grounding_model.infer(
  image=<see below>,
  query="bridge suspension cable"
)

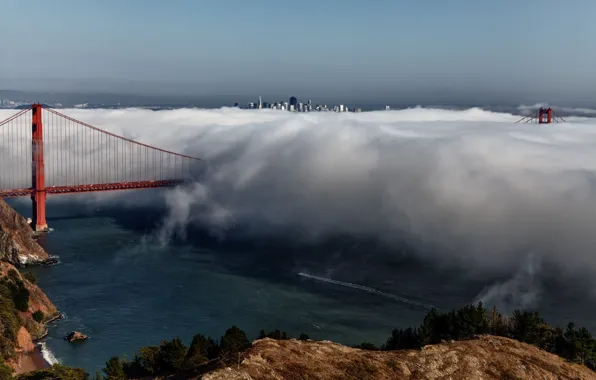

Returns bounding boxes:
[42,107,202,188]
[0,108,32,191]
[0,105,203,231]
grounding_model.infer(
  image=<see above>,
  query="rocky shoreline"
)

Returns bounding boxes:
[0,198,63,374]
[14,344,51,375]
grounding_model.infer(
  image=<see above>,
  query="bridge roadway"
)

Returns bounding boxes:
[0,180,185,198]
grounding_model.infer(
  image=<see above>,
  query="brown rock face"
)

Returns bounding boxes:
[0,198,49,265]
[15,327,35,353]
[203,336,596,380]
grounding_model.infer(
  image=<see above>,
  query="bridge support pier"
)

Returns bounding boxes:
[31,104,47,232]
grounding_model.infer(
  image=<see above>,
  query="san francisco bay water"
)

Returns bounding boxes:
[8,195,596,374]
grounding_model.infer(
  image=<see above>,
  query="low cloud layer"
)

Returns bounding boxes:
[2,106,596,285]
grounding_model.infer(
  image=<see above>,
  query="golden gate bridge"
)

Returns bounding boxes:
[0,104,202,232]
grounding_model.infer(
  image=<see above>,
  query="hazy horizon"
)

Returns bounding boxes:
[2,0,596,106]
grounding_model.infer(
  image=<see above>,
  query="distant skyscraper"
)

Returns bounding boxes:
[289,96,298,108]
[258,96,262,109]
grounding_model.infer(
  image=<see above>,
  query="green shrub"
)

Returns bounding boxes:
[382,327,421,350]
[7,270,19,282]
[0,337,15,362]
[220,326,250,363]
[353,342,378,350]
[205,337,220,360]
[131,346,160,376]
[17,364,88,379]
[186,333,212,360]
[258,329,290,340]
[158,338,187,372]
[265,329,288,340]
[0,300,19,342]
[102,356,126,380]
[299,333,310,341]
[32,310,44,323]
[0,362,12,380]
[184,334,213,371]
[0,276,30,312]
[23,272,37,284]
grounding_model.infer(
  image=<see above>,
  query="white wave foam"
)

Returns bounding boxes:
[298,272,433,309]
[39,342,59,365]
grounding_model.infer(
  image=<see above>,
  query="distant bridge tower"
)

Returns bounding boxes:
[516,106,565,124]
[538,107,552,124]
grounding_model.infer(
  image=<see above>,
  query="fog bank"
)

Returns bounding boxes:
[3,106,596,290]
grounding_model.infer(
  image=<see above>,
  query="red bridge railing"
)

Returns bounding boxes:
[0,104,202,231]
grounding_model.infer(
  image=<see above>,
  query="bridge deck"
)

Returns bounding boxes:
[0,180,185,198]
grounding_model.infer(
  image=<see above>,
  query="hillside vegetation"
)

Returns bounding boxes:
[0,264,60,379]
[20,303,596,379]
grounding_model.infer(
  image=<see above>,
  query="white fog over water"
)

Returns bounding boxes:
[3,105,596,372]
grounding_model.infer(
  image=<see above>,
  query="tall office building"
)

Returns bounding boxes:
[289,96,298,108]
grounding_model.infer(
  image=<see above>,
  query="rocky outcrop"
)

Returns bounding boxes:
[203,336,595,380]
[0,199,49,265]
[65,331,89,342]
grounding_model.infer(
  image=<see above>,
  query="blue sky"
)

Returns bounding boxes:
[1,0,595,104]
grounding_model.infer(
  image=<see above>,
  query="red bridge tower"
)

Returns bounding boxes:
[31,104,47,231]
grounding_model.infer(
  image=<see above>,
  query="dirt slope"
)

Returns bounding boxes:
[203,336,596,380]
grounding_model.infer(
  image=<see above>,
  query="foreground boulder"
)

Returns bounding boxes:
[65,331,89,343]
[203,336,595,380]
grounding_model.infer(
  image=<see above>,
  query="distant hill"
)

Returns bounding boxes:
[0,89,236,108]
[14,104,54,109]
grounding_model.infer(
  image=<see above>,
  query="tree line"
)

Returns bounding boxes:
[14,303,596,379]
[356,303,596,369]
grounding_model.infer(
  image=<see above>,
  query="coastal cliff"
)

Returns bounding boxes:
[204,336,596,380]
[0,199,59,373]
[0,199,49,265]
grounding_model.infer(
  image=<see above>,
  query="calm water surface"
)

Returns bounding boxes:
[20,208,426,373]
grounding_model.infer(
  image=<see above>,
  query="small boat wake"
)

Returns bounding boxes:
[298,272,434,310]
